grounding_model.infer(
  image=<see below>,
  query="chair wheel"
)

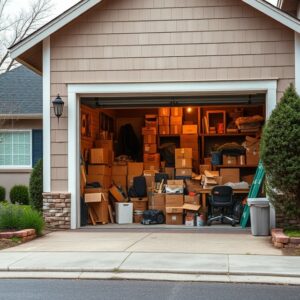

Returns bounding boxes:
[231,220,236,227]
[207,220,211,226]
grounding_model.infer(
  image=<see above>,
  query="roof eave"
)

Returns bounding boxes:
[242,0,300,33]
[9,0,102,60]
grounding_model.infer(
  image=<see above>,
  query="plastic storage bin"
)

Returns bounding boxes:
[247,198,270,236]
[115,202,133,224]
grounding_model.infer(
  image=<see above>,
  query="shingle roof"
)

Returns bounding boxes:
[0,66,42,115]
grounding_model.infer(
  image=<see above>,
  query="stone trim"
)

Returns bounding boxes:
[271,228,300,249]
[43,192,71,230]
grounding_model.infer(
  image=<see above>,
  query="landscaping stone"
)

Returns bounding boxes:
[290,237,300,245]
[271,228,300,250]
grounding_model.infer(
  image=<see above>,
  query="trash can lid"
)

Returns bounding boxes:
[247,197,269,206]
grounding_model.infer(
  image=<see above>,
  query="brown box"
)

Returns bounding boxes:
[170,116,182,125]
[166,211,183,225]
[142,127,157,135]
[90,148,112,164]
[144,170,158,188]
[180,134,198,145]
[220,168,240,183]
[143,162,160,171]
[170,125,182,135]
[84,187,105,194]
[159,107,170,116]
[175,148,193,159]
[171,107,183,117]
[176,168,192,177]
[131,197,148,211]
[111,175,127,191]
[204,157,211,165]
[184,195,200,205]
[144,134,157,144]
[145,115,158,127]
[165,194,184,207]
[144,144,157,154]
[182,125,198,134]
[246,142,260,165]
[109,185,125,202]
[112,164,127,176]
[88,165,112,176]
[165,167,175,180]
[86,174,111,189]
[127,174,135,188]
[144,153,160,163]
[242,174,255,185]
[133,213,144,223]
[223,155,237,165]
[94,139,113,151]
[149,193,165,207]
[158,116,170,125]
[159,125,170,135]
[199,164,212,175]
[127,162,144,175]
[84,192,109,224]
[175,158,193,169]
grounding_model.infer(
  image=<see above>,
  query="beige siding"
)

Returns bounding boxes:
[49,0,295,190]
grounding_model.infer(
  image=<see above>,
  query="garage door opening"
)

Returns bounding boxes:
[79,94,265,229]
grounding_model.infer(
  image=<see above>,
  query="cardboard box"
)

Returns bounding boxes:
[84,187,105,194]
[175,158,193,169]
[127,174,135,188]
[158,116,169,125]
[184,195,200,205]
[88,165,112,176]
[182,203,201,211]
[144,134,157,144]
[84,192,104,203]
[90,148,112,164]
[86,174,111,189]
[127,162,144,175]
[130,197,148,211]
[109,185,125,202]
[199,164,212,175]
[145,115,158,127]
[180,134,198,145]
[182,125,198,134]
[111,175,127,191]
[166,179,184,194]
[159,125,170,135]
[144,143,157,154]
[165,167,175,180]
[133,213,144,223]
[144,153,160,163]
[165,194,184,207]
[223,155,237,165]
[94,139,113,151]
[171,107,183,117]
[245,140,260,165]
[204,157,211,165]
[166,211,183,225]
[242,174,255,185]
[84,192,109,224]
[144,170,158,188]
[149,193,165,207]
[166,207,183,214]
[175,148,193,159]
[170,116,182,125]
[143,162,160,171]
[176,168,192,177]
[159,107,170,116]
[112,164,127,176]
[170,125,182,135]
[142,127,157,135]
[220,168,240,183]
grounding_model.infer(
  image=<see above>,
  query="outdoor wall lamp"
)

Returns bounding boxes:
[52,94,64,121]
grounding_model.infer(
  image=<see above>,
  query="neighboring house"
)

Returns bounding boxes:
[8,0,300,229]
[0,66,43,198]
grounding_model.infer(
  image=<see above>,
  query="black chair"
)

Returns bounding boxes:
[207,186,236,226]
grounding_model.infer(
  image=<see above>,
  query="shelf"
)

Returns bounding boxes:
[214,164,258,168]
[159,134,180,137]
[201,132,259,137]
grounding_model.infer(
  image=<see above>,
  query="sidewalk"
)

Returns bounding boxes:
[1,230,300,285]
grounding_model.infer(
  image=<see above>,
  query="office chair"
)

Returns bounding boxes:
[207,185,236,226]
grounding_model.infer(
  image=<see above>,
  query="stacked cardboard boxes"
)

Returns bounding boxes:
[170,107,183,135]
[180,134,199,171]
[88,147,113,189]
[112,164,127,192]
[127,162,144,188]
[175,148,193,178]
[149,192,165,214]
[131,197,148,223]
[159,107,183,135]
[158,107,170,135]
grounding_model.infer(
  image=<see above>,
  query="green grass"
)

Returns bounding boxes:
[0,203,44,235]
[284,229,300,237]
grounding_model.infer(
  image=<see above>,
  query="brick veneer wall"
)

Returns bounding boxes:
[276,213,300,229]
[43,193,71,229]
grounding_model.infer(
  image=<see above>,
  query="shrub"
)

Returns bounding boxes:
[0,203,44,235]
[260,84,300,219]
[29,159,43,211]
[0,186,5,202]
[10,185,29,205]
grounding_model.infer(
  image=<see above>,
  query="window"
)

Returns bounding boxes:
[0,131,32,168]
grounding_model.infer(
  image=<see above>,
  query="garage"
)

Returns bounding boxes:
[79,90,266,228]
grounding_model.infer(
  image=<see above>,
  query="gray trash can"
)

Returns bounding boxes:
[247,198,270,236]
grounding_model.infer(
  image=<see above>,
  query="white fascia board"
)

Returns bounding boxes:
[9,0,102,60]
[243,0,300,33]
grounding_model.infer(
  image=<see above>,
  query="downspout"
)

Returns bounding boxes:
[295,4,300,93]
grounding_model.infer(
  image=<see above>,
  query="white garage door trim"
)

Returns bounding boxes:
[67,80,277,229]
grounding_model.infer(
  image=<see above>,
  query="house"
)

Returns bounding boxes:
[8,0,300,229]
[0,66,43,198]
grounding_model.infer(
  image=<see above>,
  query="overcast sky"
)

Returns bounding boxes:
[6,0,278,20]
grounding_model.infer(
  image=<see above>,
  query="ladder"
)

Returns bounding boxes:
[240,161,265,228]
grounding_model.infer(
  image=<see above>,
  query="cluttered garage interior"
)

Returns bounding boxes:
[80,94,265,228]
